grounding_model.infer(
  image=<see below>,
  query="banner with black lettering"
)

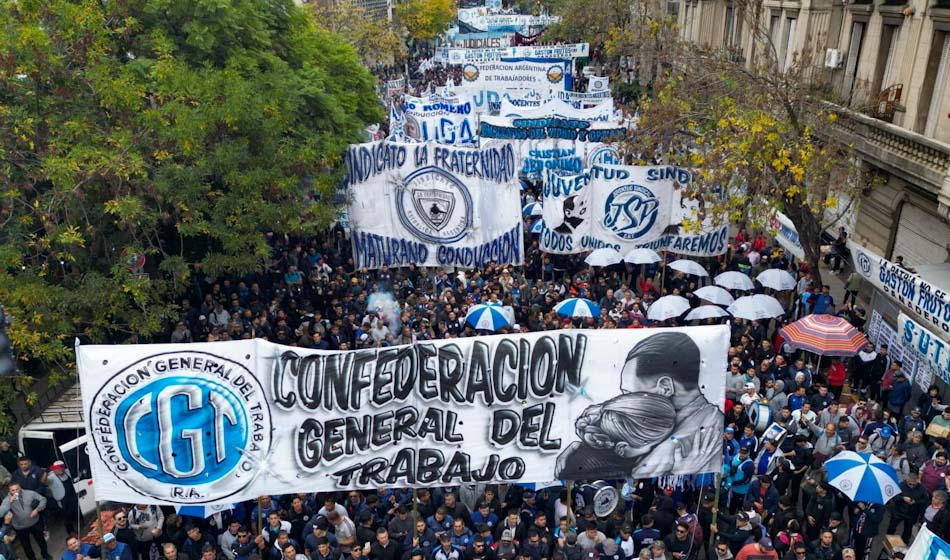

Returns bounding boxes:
[499,98,616,123]
[78,326,728,505]
[459,58,572,100]
[345,140,522,269]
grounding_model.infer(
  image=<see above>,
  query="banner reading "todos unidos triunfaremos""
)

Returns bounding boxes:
[78,327,727,505]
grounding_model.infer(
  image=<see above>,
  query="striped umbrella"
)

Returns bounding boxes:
[554,298,602,318]
[465,303,512,331]
[523,202,543,216]
[825,451,900,504]
[778,314,868,356]
[175,503,234,519]
[529,219,544,233]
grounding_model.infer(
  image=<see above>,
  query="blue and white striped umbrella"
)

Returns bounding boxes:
[519,179,531,191]
[529,219,544,233]
[825,451,901,504]
[523,202,543,216]
[465,303,512,331]
[554,298,601,318]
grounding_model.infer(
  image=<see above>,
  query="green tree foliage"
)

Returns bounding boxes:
[0,0,382,425]
[396,0,456,41]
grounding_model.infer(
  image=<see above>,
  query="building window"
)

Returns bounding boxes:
[871,23,900,98]
[780,17,797,72]
[919,30,950,136]
[843,21,866,103]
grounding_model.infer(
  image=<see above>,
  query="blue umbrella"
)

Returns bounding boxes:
[519,179,531,191]
[465,303,512,331]
[554,298,601,318]
[523,202,543,216]
[825,451,901,504]
[175,503,234,518]
[529,219,543,233]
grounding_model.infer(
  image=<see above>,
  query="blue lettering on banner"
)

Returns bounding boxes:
[346,143,408,184]
[479,118,626,142]
[636,225,730,256]
[645,166,693,184]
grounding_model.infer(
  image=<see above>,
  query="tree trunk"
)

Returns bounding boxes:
[784,195,824,289]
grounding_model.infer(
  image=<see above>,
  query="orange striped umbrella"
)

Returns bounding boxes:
[778,314,868,356]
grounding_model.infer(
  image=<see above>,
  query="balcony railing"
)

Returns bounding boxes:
[829,103,950,200]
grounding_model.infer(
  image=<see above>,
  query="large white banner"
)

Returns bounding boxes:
[479,116,626,179]
[78,327,728,505]
[899,311,950,386]
[345,141,522,269]
[770,212,805,259]
[906,524,950,560]
[448,44,589,65]
[457,11,559,33]
[850,242,950,338]
[399,94,478,146]
[537,165,681,253]
[499,97,615,123]
[459,59,572,99]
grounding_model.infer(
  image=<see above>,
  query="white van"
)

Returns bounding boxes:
[17,384,96,515]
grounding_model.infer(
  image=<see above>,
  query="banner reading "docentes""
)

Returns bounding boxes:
[78,327,727,505]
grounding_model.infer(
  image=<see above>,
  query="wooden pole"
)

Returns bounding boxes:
[710,473,722,558]
[412,488,419,542]
[96,500,103,540]
[257,497,263,535]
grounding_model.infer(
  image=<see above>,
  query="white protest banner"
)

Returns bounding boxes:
[459,13,559,33]
[634,194,730,257]
[850,242,950,339]
[401,94,478,146]
[906,524,950,560]
[770,212,805,259]
[460,59,572,100]
[448,33,515,48]
[448,44,590,64]
[78,326,728,504]
[345,140,522,269]
[479,116,626,179]
[499,98,616,123]
[384,77,406,101]
[588,76,609,93]
[540,169,591,253]
[589,164,682,250]
[899,311,950,387]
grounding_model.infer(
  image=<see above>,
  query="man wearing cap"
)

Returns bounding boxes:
[100,533,133,560]
[739,383,760,408]
[723,447,755,514]
[734,538,777,560]
[555,332,723,479]
[711,513,753,556]
[494,530,517,560]
[723,428,740,465]
[898,407,925,439]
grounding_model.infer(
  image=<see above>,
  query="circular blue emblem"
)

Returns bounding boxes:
[116,376,248,484]
[396,167,473,244]
[857,251,872,277]
[603,184,660,240]
[89,351,272,503]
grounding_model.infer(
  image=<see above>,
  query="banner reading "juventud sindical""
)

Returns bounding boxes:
[78,327,727,505]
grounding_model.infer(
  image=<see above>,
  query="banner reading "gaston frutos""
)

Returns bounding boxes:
[78,327,727,505]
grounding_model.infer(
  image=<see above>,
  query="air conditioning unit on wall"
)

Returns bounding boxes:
[825,48,844,68]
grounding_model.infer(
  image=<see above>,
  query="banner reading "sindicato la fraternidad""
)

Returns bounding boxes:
[78,327,727,505]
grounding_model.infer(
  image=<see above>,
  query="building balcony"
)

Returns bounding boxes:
[829,104,950,210]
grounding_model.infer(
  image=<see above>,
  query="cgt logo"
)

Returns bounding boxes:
[603,184,660,240]
[89,352,272,503]
[857,251,872,277]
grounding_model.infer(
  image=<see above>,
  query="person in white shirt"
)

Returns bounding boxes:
[791,403,818,437]
[739,383,760,408]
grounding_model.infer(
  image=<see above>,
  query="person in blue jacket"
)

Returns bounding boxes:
[99,534,133,560]
[888,369,912,415]
[743,475,780,522]
[723,446,756,514]
[62,537,101,560]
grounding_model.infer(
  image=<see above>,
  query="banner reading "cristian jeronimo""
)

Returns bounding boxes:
[345,140,523,269]
[78,327,727,505]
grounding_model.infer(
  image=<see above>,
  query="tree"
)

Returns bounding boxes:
[0,0,382,430]
[307,0,408,68]
[548,0,867,288]
[396,0,456,42]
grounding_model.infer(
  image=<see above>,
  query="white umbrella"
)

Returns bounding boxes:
[646,295,691,321]
[693,285,735,306]
[668,259,708,277]
[685,305,730,321]
[715,271,755,291]
[585,248,623,267]
[756,269,797,291]
[727,294,786,320]
[623,248,661,264]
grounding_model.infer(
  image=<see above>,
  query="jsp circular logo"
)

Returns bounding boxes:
[397,167,472,243]
[603,184,660,240]
[89,352,272,503]
[586,146,620,167]
[857,251,872,277]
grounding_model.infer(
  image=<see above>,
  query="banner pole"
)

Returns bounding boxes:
[257,496,263,534]
[96,500,103,540]
[710,472,722,558]
[412,487,419,543]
